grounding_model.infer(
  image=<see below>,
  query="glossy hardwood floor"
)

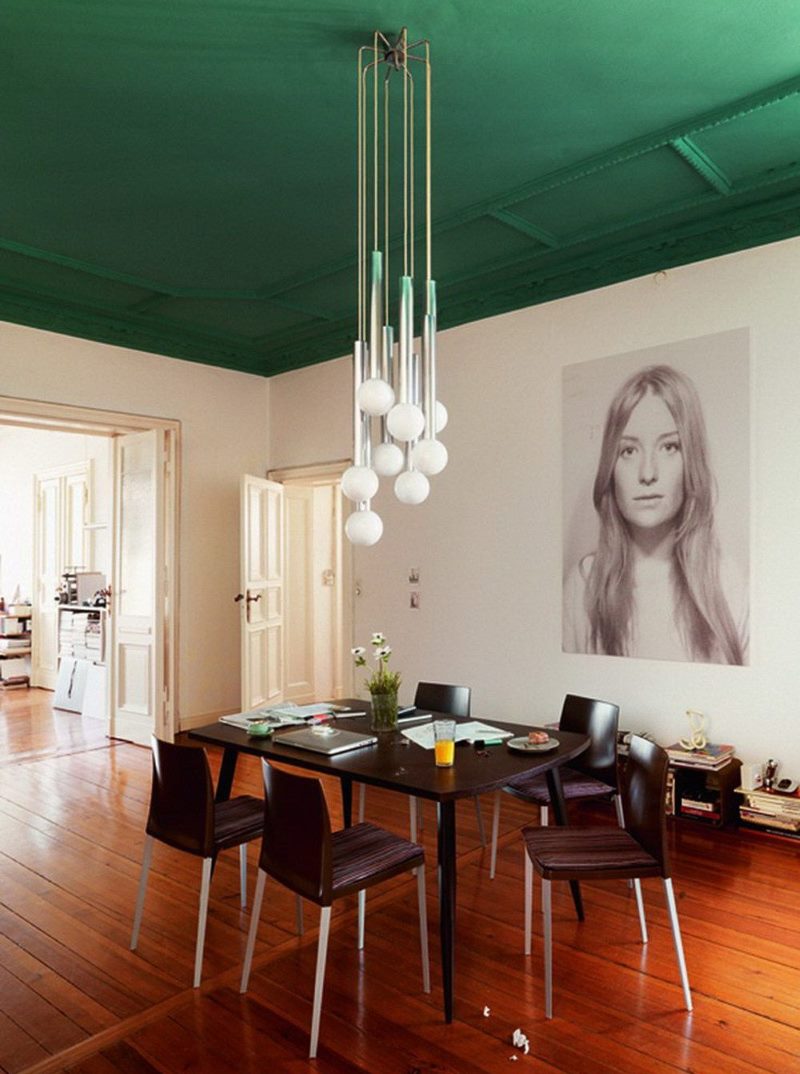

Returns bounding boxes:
[1,688,799,1073]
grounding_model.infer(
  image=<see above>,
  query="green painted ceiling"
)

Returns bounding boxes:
[4,2,800,377]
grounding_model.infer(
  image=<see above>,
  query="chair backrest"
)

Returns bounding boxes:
[623,735,670,876]
[414,682,471,718]
[146,737,215,857]
[259,761,333,904]
[558,694,620,789]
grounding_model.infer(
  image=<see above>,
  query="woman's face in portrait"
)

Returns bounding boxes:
[613,389,685,531]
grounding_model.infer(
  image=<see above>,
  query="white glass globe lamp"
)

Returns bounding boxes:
[357,377,395,417]
[341,465,379,503]
[372,441,404,477]
[435,400,448,433]
[345,509,383,545]
[394,470,430,505]
[386,401,425,442]
[412,438,448,476]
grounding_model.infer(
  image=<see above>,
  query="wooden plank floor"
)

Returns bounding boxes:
[1,690,799,1073]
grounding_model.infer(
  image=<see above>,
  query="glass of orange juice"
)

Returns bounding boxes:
[434,719,456,767]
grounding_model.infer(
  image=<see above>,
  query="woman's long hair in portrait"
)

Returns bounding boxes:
[586,364,743,663]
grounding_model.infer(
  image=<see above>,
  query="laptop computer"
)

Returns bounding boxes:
[275,726,378,755]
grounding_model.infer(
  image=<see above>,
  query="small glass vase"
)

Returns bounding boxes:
[370,688,399,733]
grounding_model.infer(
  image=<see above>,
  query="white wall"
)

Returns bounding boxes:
[270,235,800,776]
[0,321,270,723]
[0,427,111,603]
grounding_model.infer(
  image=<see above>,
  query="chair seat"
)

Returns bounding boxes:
[506,766,615,805]
[331,822,424,899]
[213,795,264,851]
[523,825,661,881]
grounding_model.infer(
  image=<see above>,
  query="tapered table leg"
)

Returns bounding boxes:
[437,799,457,1023]
[215,747,238,803]
[545,767,584,921]
[340,775,353,828]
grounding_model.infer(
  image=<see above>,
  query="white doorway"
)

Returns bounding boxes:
[239,462,351,711]
[0,395,179,743]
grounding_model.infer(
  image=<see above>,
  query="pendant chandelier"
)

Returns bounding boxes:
[343,29,448,546]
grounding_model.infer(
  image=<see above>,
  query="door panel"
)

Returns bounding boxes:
[112,429,165,743]
[284,485,314,703]
[240,476,283,710]
[32,464,90,690]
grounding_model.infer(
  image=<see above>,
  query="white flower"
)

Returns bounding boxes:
[375,645,392,658]
[351,646,366,657]
[371,632,385,645]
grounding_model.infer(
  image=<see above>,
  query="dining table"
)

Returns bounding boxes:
[188,703,589,1023]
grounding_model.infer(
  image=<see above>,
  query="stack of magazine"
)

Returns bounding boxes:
[736,786,800,836]
[219,703,338,730]
[665,742,735,770]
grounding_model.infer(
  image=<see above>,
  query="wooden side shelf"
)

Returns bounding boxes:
[668,758,742,827]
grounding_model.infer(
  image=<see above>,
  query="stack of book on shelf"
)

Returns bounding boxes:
[0,635,30,651]
[665,742,738,824]
[736,786,800,836]
[665,742,735,770]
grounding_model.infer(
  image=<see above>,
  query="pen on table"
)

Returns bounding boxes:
[472,737,504,747]
[331,710,367,718]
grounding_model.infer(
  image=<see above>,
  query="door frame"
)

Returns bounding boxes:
[268,460,353,699]
[0,394,180,738]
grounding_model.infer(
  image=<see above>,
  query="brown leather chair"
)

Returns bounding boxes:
[130,736,264,987]
[489,694,621,878]
[241,760,430,1059]
[522,735,692,1017]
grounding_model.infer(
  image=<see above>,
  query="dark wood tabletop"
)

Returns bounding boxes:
[189,707,589,803]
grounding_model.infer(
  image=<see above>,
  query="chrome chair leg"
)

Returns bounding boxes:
[193,857,213,988]
[663,878,693,1011]
[523,850,533,955]
[542,878,553,1019]
[489,790,501,879]
[474,797,487,846]
[240,868,266,993]
[416,864,431,992]
[130,834,153,950]
[357,889,366,950]
[409,796,418,841]
[633,878,648,943]
[309,906,332,1059]
[239,843,248,908]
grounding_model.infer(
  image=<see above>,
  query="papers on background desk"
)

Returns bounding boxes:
[401,720,512,750]
[219,703,333,730]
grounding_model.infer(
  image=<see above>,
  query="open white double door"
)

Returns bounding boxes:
[34,427,174,745]
[239,473,347,712]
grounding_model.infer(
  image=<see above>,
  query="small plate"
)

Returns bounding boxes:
[506,735,559,753]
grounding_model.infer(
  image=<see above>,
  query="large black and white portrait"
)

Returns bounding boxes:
[562,329,749,665]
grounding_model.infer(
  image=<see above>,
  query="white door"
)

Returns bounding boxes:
[32,462,90,689]
[240,476,284,711]
[111,429,166,744]
[284,484,315,703]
